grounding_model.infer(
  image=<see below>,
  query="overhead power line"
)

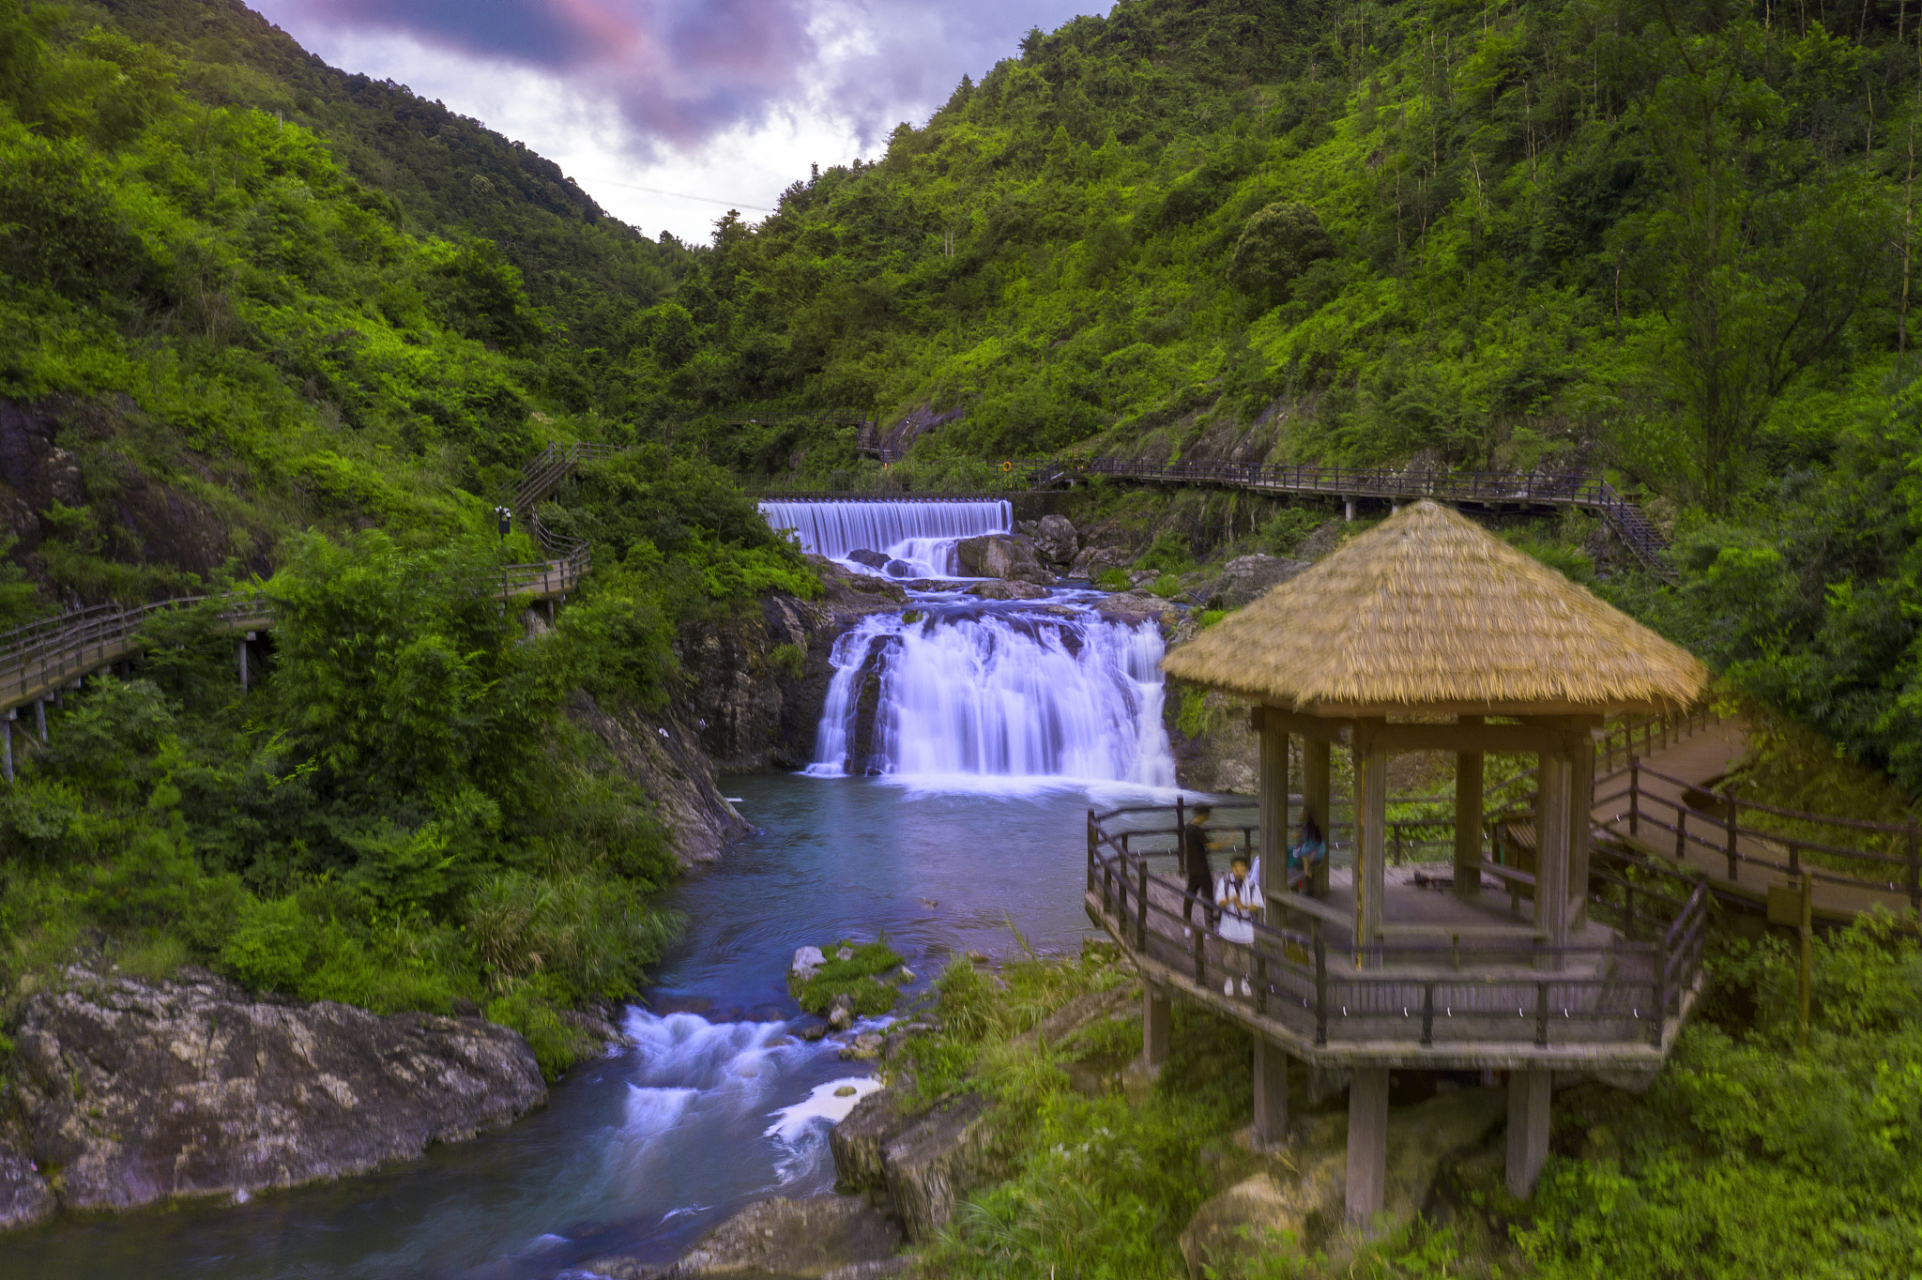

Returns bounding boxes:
[572,174,776,213]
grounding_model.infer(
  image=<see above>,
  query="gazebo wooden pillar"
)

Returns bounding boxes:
[1162,500,1707,1228]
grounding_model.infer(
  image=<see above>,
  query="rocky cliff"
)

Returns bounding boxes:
[0,967,546,1230]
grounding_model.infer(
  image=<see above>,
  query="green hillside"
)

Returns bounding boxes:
[646,0,1922,797]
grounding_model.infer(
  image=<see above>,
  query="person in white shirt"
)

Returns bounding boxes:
[1215,852,1261,997]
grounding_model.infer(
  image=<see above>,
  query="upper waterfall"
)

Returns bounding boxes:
[759,499,1012,576]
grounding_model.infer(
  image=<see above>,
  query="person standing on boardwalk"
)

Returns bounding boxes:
[1216,852,1261,996]
[1182,803,1216,937]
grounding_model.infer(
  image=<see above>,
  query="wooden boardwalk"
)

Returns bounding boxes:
[1593,722,1918,925]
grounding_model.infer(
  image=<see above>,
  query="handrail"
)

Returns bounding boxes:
[0,442,634,718]
[1612,755,1922,910]
[832,450,1674,580]
[1085,805,1703,1052]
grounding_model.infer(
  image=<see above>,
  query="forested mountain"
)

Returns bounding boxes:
[641,0,1922,796]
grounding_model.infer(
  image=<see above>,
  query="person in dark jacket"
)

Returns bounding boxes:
[1182,803,1216,936]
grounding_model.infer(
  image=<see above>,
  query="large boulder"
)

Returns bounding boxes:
[1206,554,1311,610]
[7,968,546,1222]
[1068,544,1129,580]
[1032,514,1079,566]
[845,549,891,570]
[1176,1086,1508,1276]
[831,1089,1010,1243]
[954,534,1055,585]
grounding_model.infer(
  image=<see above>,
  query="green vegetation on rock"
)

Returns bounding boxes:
[791,939,906,1017]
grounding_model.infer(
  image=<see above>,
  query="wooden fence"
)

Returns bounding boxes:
[1086,803,1708,1052]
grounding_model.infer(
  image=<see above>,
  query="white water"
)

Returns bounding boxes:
[759,498,1011,577]
[807,607,1176,787]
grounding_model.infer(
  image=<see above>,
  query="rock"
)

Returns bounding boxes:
[1206,554,1311,610]
[954,534,1055,585]
[1128,569,1158,587]
[831,1089,907,1193]
[585,1195,905,1279]
[835,946,856,962]
[840,1033,884,1060]
[568,691,749,867]
[793,946,828,982]
[796,1018,833,1042]
[1068,544,1129,580]
[879,1092,1007,1242]
[966,950,990,964]
[0,1126,54,1231]
[846,549,891,570]
[809,556,910,612]
[7,967,545,1223]
[828,993,856,1030]
[1176,1087,1507,1275]
[830,1089,1008,1243]
[1032,514,1079,566]
[882,559,916,578]
[964,579,1050,601]
[897,968,915,982]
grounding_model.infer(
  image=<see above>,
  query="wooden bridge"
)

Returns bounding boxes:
[0,442,612,764]
[769,454,1675,580]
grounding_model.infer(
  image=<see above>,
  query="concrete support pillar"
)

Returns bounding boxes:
[1534,751,1571,950]
[237,638,249,691]
[1344,497,1356,522]
[1304,738,1331,898]
[1454,733,1484,899]
[1345,1067,1390,1222]
[34,698,46,744]
[1354,720,1387,948]
[3,711,14,783]
[1258,717,1287,907]
[1252,1037,1288,1147]
[1141,986,1172,1076]
[1506,1068,1553,1197]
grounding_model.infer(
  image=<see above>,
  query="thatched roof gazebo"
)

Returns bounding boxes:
[1158,499,1706,1216]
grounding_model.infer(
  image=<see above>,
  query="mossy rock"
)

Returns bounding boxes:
[791,939,905,1016]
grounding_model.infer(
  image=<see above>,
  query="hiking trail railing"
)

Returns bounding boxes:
[0,442,623,720]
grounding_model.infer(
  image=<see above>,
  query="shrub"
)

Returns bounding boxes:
[1095,567,1133,591]
[487,975,599,1079]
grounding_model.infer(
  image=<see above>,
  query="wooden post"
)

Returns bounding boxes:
[1506,1069,1553,1197]
[1355,719,1387,956]
[1725,793,1739,882]
[1141,986,1171,1076]
[1304,737,1332,898]
[1534,745,1570,951]
[1346,1067,1390,1222]
[1252,1037,1288,1148]
[1628,759,1640,836]
[1798,870,1813,1050]
[1568,731,1594,930]
[1258,712,1286,911]
[1454,725,1484,899]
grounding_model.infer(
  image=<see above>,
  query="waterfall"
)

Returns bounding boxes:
[806,608,1176,787]
[759,499,1012,576]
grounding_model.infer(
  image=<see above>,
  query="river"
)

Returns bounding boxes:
[8,501,1203,1279]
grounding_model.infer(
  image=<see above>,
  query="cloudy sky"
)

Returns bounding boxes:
[251,1,1107,241]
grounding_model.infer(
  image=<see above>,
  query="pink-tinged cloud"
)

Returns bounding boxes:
[263,0,1101,153]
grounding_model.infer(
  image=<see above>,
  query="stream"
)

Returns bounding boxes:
[9,502,1197,1280]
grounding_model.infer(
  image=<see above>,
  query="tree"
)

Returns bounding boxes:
[1229,201,1334,311]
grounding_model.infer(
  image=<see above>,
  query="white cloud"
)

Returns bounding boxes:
[253,1,1103,241]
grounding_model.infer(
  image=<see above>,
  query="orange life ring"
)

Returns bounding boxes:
[1002,460,1012,473]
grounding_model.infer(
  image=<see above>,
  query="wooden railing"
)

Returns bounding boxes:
[1086,803,1708,1052]
[1596,702,1725,774]
[1599,759,1922,911]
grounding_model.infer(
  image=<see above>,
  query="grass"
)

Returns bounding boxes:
[791,938,907,1016]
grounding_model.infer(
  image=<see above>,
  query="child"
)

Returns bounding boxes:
[1216,852,1260,996]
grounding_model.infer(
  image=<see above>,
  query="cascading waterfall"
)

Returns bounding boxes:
[807,607,1176,786]
[759,499,1011,576]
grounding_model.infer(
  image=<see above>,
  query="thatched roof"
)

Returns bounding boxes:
[1162,501,1706,715]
